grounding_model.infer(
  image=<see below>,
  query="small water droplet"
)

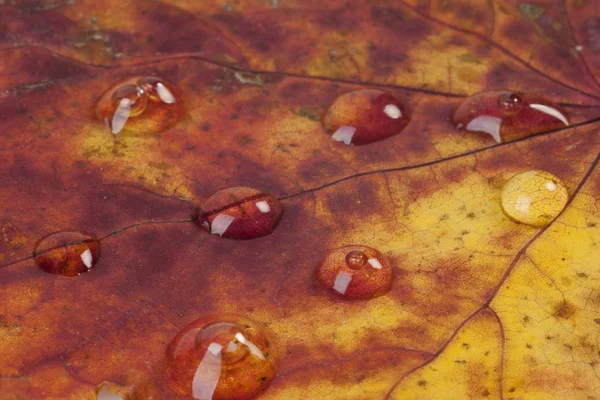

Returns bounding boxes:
[322,89,410,145]
[95,76,181,135]
[500,170,569,227]
[497,92,523,115]
[345,250,368,270]
[194,187,283,240]
[452,91,569,143]
[166,314,276,400]
[33,231,101,276]
[316,245,393,299]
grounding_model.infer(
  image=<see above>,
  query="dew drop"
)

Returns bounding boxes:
[166,314,276,400]
[194,187,283,240]
[95,76,182,135]
[33,231,101,276]
[452,91,569,143]
[322,89,410,145]
[316,245,393,299]
[500,170,569,227]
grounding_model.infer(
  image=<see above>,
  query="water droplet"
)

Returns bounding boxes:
[33,231,101,276]
[322,89,410,145]
[166,314,276,400]
[195,187,283,240]
[95,76,181,135]
[316,245,393,299]
[500,170,569,227]
[452,91,569,143]
[345,250,368,270]
[497,92,522,115]
[96,382,135,400]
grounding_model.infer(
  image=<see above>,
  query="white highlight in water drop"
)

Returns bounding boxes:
[529,103,569,126]
[367,258,382,269]
[515,195,531,214]
[545,181,557,191]
[192,342,222,400]
[465,115,503,143]
[332,125,356,145]
[157,82,176,104]
[96,384,124,400]
[255,200,270,213]
[80,249,93,269]
[210,214,235,236]
[111,98,132,134]
[383,104,401,119]
[332,271,353,295]
[234,332,265,360]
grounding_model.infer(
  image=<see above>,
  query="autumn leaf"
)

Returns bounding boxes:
[1,1,600,399]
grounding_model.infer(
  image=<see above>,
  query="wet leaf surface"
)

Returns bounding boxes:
[1,0,600,399]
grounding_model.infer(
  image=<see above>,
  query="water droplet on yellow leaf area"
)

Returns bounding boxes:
[500,170,569,227]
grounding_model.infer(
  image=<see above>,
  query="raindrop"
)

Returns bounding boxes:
[166,314,276,400]
[315,245,393,299]
[194,187,283,240]
[95,76,181,135]
[452,91,569,143]
[322,89,410,145]
[33,231,101,276]
[500,170,569,227]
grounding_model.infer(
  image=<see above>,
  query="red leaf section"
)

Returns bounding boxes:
[1,1,600,399]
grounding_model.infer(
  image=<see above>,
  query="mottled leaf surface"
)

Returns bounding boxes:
[1,0,600,399]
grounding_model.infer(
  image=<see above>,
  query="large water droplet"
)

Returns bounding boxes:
[452,91,569,143]
[322,89,410,145]
[166,314,276,400]
[33,231,101,276]
[95,76,181,135]
[501,170,569,227]
[315,245,393,299]
[194,187,283,240]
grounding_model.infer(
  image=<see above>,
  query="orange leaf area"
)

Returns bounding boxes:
[1,1,600,399]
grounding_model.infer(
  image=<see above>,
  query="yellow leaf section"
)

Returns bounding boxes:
[491,165,600,398]
[80,124,196,200]
[401,0,493,36]
[261,351,430,400]
[398,27,489,94]
[390,308,503,399]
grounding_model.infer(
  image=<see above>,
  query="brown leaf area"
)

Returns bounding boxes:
[1,0,600,399]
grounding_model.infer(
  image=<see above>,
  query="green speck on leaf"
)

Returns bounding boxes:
[519,3,544,20]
